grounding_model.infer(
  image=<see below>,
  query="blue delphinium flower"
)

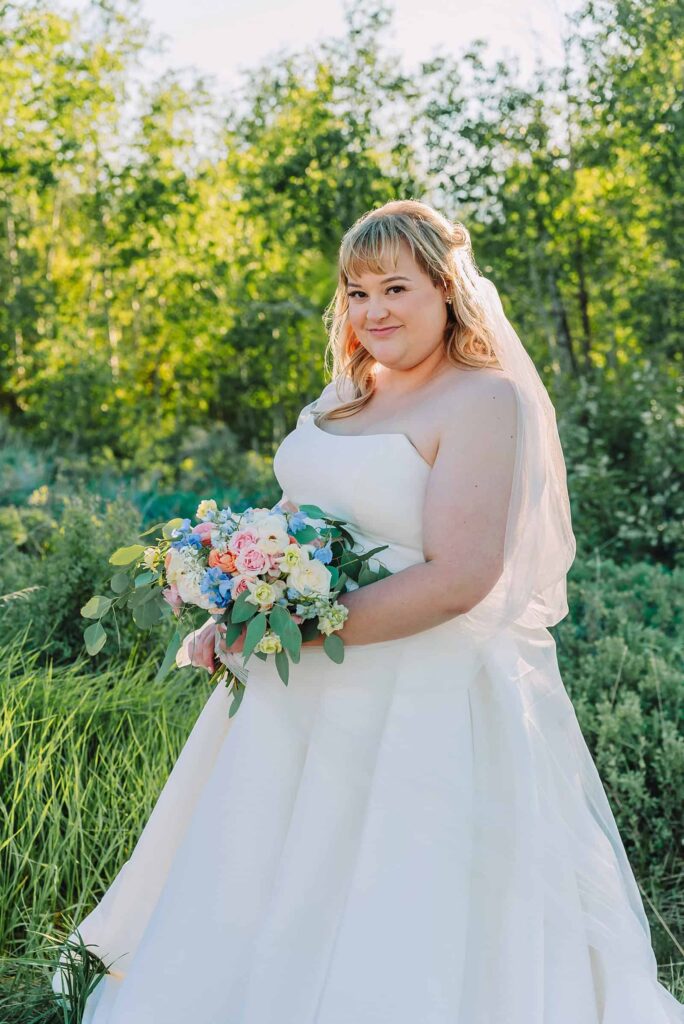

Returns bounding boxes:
[312,542,333,564]
[287,511,308,533]
[200,567,233,608]
[170,519,200,550]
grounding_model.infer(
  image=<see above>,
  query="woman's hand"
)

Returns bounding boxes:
[185,617,219,672]
[216,621,247,656]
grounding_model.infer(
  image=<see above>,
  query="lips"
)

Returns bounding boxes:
[368,326,400,335]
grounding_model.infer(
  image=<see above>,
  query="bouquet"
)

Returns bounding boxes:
[80,498,392,716]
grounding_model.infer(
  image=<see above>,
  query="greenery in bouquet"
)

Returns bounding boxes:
[80,498,393,715]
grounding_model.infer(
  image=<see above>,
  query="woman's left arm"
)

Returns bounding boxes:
[306,375,518,647]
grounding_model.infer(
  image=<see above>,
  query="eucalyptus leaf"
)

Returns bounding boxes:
[242,612,267,661]
[231,590,257,623]
[80,595,112,619]
[323,632,344,663]
[134,570,156,588]
[110,572,131,594]
[109,544,145,567]
[162,518,185,540]
[84,621,107,655]
[132,598,164,629]
[154,628,183,683]
[228,682,245,718]
[275,648,290,686]
[139,520,165,538]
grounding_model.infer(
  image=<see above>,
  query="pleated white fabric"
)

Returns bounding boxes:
[52,408,683,1023]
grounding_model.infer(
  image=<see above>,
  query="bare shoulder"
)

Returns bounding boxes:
[432,367,518,442]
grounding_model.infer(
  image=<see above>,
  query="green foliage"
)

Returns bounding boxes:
[558,364,684,567]
[557,556,684,893]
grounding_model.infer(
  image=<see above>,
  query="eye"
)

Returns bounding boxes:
[347,286,405,299]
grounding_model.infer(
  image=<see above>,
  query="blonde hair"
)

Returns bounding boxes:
[319,198,501,423]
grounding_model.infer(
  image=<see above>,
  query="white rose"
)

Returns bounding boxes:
[287,556,331,598]
[255,515,291,555]
[280,545,303,569]
[256,630,283,654]
[176,574,211,609]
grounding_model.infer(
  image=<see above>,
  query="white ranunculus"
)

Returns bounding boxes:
[286,556,331,598]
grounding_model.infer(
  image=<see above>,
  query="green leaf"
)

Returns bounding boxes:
[110,572,131,594]
[338,552,362,580]
[139,520,165,538]
[80,595,112,619]
[221,620,243,647]
[154,628,183,683]
[231,590,257,623]
[132,597,165,629]
[109,544,145,567]
[127,585,157,608]
[269,605,302,659]
[162,518,185,540]
[134,570,156,588]
[358,563,378,586]
[242,612,267,661]
[84,621,107,655]
[297,503,328,518]
[359,544,390,561]
[275,648,290,685]
[228,681,245,718]
[290,524,317,543]
[323,632,344,663]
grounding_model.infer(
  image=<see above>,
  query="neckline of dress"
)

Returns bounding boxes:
[309,414,432,471]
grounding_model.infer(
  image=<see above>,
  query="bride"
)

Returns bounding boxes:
[53,199,683,1022]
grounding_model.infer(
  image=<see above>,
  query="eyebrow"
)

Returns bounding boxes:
[346,275,412,287]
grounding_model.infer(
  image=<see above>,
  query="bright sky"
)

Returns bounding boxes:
[65,0,583,94]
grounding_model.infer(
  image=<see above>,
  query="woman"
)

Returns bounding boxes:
[53,199,683,1022]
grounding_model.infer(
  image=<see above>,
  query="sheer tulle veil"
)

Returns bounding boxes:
[458,271,577,641]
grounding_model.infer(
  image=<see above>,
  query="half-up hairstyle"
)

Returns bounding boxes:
[318,198,501,423]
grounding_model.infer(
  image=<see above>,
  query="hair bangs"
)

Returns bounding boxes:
[340,218,415,285]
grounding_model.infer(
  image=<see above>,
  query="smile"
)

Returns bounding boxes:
[368,326,401,335]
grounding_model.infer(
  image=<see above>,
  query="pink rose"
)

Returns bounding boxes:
[162,583,182,617]
[192,522,214,547]
[228,529,260,555]
[232,575,251,598]
[235,544,268,575]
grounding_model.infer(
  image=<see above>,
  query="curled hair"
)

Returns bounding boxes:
[319,198,501,423]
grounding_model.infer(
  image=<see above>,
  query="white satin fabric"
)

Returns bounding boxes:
[52,405,683,1023]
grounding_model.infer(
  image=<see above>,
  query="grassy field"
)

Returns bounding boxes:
[1,555,683,1019]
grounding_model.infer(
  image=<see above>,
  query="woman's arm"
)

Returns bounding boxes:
[305,374,518,647]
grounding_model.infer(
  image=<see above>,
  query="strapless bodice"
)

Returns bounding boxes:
[272,403,431,574]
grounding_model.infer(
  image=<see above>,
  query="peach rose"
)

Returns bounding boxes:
[208,549,238,573]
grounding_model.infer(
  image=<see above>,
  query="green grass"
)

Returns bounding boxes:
[0,636,210,1021]
[1,552,683,1020]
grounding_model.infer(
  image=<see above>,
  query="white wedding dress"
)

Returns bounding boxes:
[53,395,683,1023]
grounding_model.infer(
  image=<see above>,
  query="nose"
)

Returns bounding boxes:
[365,296,390,324]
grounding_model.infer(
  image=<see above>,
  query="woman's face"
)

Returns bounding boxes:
[345,240,449,372]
